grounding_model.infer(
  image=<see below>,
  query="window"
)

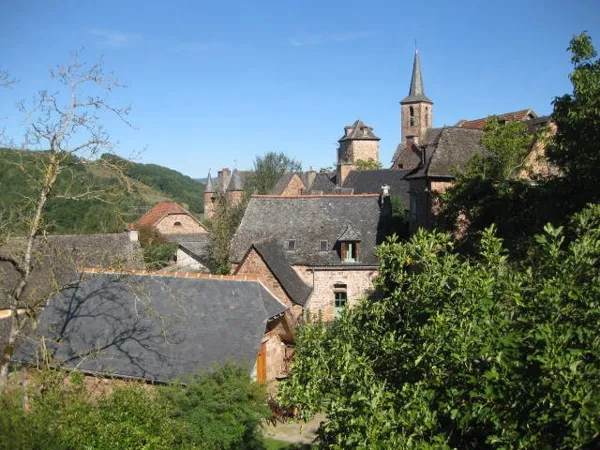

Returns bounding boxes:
[425,107,429,126]
[409,106,415,126]
[320,240,328,252]
[334,291,347,319]
[341,242,358,263]
[286,239,296,251]
[173,221,183,227]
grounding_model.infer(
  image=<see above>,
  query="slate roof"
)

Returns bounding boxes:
[338,120,380,142]
[0,233,143,310]
[228,169,244,191]
[306,173,336,194]
[136,203,193,228]
[391,127,444,167]
[13,274,287,382]
[456,109,537,130]
[166,234,209,263]
[341,169,412,206]
[230,195,383,266]
[204,173,214,193]
[241,241,312,306]
[401,50,433,104]
[338,224,361,242]
[406,127,485,179]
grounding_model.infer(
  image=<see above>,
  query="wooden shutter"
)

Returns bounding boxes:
[256,341,267,382]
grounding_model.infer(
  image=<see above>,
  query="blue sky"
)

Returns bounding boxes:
[1,0,599,178]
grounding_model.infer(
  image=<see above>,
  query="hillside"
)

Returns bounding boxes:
[0,149,204,235]
[101,154,204,214]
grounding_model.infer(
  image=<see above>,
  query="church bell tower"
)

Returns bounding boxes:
[400,49,433,145]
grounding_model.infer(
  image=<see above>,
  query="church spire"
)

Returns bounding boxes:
[401,49,432,104]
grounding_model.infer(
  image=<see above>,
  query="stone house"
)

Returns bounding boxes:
[133,202,207,235]
[13,270,295,383]
[230,194,385,321]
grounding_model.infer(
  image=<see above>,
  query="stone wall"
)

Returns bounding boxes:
[280,174,306,196]
[235,248,294,309]
[349,139,379,165]
[155,214,207,235]
[401,102,432,145]
[204,193,215,220]
[300,268,378,321]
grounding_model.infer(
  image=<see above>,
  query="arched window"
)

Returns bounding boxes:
[409,106,415,126]
[173,221,183,227]
[425,107,429,126]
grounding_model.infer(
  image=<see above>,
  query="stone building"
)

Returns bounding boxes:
[230,194,384,321]
[391,50,557,230]
[336,120,381,185]
[203,168,251,219]
[133,202,207,235]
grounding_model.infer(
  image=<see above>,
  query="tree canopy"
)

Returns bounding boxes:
[244,151,302,195]
[280,205,600,448]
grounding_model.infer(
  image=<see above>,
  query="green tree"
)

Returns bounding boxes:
[354,158,383,171]
[280,204,600,449]
[137,224,178,270]
[245,152,302,195]
[206,192,248,274]
[548,32,600,200]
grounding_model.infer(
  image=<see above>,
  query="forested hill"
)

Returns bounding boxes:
[101,154,204,214]
[0,149,204,235]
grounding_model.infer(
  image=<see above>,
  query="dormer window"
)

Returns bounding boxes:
[337,224,361,264]
[341,242,359,263]
[173,221,183,227]
[286,239,296,251]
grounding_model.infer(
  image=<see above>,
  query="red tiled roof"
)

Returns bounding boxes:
[457,109,536,130]
[135,202,192,228]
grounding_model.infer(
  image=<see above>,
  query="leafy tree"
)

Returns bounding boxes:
[548,32,600,201]
[245,152,302,195]
[354,158,383,171]
[206,192,248,274]
[137,224,178,270]
[280,204,600,448]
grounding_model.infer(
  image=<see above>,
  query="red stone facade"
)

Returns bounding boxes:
[154,213,207,235]
[279,174,305,196]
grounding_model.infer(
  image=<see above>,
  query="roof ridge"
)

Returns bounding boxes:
[79,267,260,281]
[251,193,379,199]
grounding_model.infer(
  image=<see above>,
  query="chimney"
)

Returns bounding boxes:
[379,184,392,212]
[307,166,316,188]
[381,184,391,197]
[127,223,139,242]
[221,168,231,190]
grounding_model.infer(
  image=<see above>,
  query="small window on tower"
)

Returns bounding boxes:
[409,106,415,126]
[425,107,429,126]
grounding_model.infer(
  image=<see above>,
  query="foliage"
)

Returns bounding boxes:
[548,32,600,200]
[354,158,382,171]
[245,152,302,195]
[280,204,600,449]
[0,149,141,235]
[102,153,205,214]
[206,192,248,274]
[137,224,177,270]
[0,365,269,450]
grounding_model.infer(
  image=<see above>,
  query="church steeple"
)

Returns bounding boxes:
[400,49,433,146]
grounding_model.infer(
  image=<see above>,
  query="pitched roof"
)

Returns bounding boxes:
[269,172,299,195]
[14,274,287,382]
[166,234,209,262]
[456,109,538,130]
[339,120,380,142]
[391,128,444,167]
[401,50,433,104]
[204,173,214,193]
[0,233,142,310]
[305,172,336,194]
[136,203,194,228]
[406,127,485,179]
[241,241,312,306]
[338,224,361,241]
[341,169,412,206]
[228,169,244,191]
[230,195,383,266]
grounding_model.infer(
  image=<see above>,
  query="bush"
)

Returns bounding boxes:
[280,204,600,448]
[0,365,269,450]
